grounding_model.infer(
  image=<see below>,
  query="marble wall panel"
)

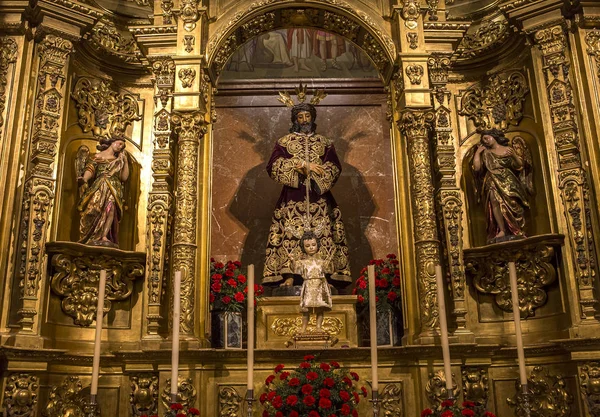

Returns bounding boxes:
[211,93,398,283]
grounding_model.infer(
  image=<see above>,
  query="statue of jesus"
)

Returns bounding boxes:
[263,101,351,288]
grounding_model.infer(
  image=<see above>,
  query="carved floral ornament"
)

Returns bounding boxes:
[426,370,459,406]
[580,362,600,417]
[508,366,573,417]
[161,377,196,411]
[219,386,243,417]
[459,70,529,131]
[0,37,18,132]
[44,376,93,417]
[87,19,142,65]
[207,2,395,79]
[406,64,424,85]
[130,374,159,417]
[178,68,196,89]
[455,18,510,60]
[585,30,600,80]
[72,76,142,138]
[3,373,38,417]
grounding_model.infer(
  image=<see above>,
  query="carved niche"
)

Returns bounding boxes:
[3,373,39,417]
[71,76,142,138]
[426,370,459,407]
[161,377,197,411]
[507,366,573,417]
[130,374,159,417]
[459,70,529,131]
[580,362,600,417]
[46,241,145,326]
[464,234,564,318]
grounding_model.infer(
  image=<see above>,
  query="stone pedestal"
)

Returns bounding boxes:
[256,296,358,349]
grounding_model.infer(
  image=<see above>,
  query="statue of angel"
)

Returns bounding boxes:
[471,129,533,243]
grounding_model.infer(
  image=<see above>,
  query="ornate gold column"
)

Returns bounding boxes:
[397,110,441,339]
[532,24,599,326]
[171,112,206,337]
[16,35,74,333]
[145,58,176,338]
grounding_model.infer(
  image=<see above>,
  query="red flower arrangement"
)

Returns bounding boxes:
[260,355,367,417]
[420,400,497,417]
[141,403,200,417]
[353,254,402,312]
[210,258,264,313]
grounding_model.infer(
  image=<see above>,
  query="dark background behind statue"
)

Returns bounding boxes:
[212,87,396,284]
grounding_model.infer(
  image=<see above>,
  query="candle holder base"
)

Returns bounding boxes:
[85,396,100,417]
[369,390,380,417]
[245,389,255,417]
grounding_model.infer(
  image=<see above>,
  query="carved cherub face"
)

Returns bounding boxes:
[303,238,318,256]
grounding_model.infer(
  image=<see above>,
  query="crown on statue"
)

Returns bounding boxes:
[277,83,327,107]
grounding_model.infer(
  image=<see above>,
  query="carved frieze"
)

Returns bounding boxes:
[161,377,196,411]
[459,70,529,131]
[507,366,572,417]
[46,241,145,326]
[464,234,564,318]
[462,367,489,407]
[218,386,242,417]
[381,382,404,417]
[426,370,459,406]
[43,376,89,417]
[17,35,73,330]
[3,374,38,417]
[270,317,343,337]
[0,37,17,135]
[72,77,142,138]
[580,362,600,417]
[130,374,159,417]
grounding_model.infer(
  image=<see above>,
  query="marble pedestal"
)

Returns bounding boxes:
[256,295,358,349]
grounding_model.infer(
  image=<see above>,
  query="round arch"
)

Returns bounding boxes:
[206,2,397,83]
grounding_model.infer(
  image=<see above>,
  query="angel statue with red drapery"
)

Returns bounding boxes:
[263,84,351,289]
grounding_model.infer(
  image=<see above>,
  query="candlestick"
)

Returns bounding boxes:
[90,269,106,397]
[367,264,379,392]
[247,265,255,391]
[171,271,181,403]
[508,261,528,386]
[435,265,453,394]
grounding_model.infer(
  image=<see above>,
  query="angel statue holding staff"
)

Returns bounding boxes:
[471,128,533,243]
[263,84,351,290]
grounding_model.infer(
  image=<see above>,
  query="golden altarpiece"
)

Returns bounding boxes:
[1,0,600,415]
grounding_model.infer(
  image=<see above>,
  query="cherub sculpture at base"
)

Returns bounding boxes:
[290,231,333,334]
[471,129,533,244]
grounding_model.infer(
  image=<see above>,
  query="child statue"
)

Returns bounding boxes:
[291,231,333,333]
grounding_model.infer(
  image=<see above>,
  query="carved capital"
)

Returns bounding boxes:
[462,367,489,407]
[38,34,73,66]
[161,377,196,411]
[581,362,600,417]
[534,25,567,56]
[172,111,207,142]
[3,373,39,417]
[46,242,145,326]
[507,366,573,417]
[427,53,451,85]
[459,70,529,131]
[464,234,564,318]
[130,374,159,417]
[426,370,459,406]
[397,110,434,138]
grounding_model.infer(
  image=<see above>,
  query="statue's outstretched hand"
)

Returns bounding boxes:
[308,162,325,176]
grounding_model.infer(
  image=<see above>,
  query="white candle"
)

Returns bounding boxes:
[91,269,107,396]
[367,265,379,392]
[171,271,181,397]
[247,265,255,391]
[435,265,453,393]
[508,262,528,386]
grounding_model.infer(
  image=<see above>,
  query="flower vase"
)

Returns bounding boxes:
[211,310,243,349]
[376,310,399,347]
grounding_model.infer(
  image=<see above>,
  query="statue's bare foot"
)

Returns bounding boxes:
[300,63,311,71]
[280,278,294,287]
[495,231,506,238]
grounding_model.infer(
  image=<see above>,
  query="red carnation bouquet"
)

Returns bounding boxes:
[421,399,497,417]
[210,258,264,313]
[260,355,368,417]
[141,402,200,417]
[353,254,402,312]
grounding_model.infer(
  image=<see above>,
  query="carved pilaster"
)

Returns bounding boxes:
[146,58,176,336]
[397,110,441,334]
[17,34,73,331]
[580,362,600,417]
[428,53,468,332]
[171,111,206,336]
[533,25,599,320]
[3,373,39,417]
[0,37,18,139]
[586,31,600,84]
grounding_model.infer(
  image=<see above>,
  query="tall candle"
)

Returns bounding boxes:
[171,271,181,398]
[435,265,453,393]
[91,269,107,396]
[367,265,379,392]
[508,261,528,386]
[247,265,255,391]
